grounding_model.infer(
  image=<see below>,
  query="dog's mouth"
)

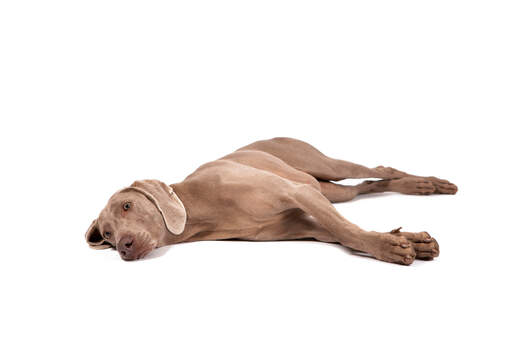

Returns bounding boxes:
[119,247,154,261]
[117,234,157,261]
[119,242,156,260]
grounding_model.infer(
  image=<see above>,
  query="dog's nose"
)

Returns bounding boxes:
[118,235,135,260]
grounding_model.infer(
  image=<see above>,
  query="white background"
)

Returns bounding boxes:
[1,1,511,340]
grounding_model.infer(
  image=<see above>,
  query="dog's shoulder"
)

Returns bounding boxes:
[179,158,300,219]
[184,158,277,186]
[183,156,300,195]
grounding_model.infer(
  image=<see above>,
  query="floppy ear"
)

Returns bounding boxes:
[85,219,111,249]
[128,179,187,235]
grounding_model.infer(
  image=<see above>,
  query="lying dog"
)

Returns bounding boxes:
[86,137,457,265]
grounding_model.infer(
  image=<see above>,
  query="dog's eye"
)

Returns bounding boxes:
[104,231,111,239]
[123,202,132,211]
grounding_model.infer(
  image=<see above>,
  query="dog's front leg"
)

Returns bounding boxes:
[290,185,422,265]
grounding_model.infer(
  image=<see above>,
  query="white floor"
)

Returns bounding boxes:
[1,1,510,340]
[3,144,508,340]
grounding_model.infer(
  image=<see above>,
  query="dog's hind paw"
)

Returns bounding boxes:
[390,177,436,195]
[425,177,458,194]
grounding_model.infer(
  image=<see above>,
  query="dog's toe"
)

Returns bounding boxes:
[373,234,417,265]
[426,177,458,194]
[390,229,439,260]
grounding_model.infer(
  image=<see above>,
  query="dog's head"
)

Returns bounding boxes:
[85,180,186,260]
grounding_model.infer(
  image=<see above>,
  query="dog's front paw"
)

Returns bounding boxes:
[371,233,416,265]
[390,228,439,260]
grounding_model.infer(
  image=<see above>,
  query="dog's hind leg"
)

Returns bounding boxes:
[240,138,457,194]
[318,181,362,203]
[319,177,449,203]
[239,137,410,181]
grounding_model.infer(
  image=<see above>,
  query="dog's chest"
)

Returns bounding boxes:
[184,211,295,242]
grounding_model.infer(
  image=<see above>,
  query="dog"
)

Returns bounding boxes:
[86,137,457,265]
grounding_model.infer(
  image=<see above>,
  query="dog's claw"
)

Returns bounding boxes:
[390,227,403,234]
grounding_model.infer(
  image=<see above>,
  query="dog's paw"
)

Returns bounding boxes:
[391,177,436,195]
[390,227,439,260]
[425,177,458,194]
[372,233,416,265]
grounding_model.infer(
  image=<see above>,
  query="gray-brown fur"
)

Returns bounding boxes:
[86,137,456,265]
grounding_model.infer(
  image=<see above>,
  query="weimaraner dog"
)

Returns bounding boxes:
[86,137,457,265]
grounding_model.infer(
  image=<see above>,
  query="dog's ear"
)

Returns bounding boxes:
[85,219,111,249]
[127,179,186,235]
